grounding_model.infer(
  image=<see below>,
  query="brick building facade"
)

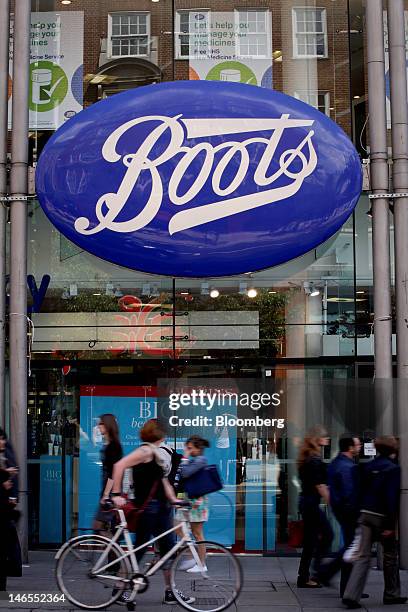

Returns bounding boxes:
[57,0,352,135]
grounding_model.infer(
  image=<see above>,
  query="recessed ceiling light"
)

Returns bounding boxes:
[61,0,72,4]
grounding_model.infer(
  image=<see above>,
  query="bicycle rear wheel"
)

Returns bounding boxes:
[170,540,243,612]
[55,534,131,610]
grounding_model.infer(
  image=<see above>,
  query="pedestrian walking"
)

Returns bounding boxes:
[111,418,195,606]
[93,414,123,533]
[175,435,210,572]
[297,425,333,588]
[317,435,363,597]
[0,428,21,592]
[342,436,407,609]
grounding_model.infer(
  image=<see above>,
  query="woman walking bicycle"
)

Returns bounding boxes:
[111,419,194,606]
[55,418,242,611]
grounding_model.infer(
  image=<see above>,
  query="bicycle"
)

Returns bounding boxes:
[55,501,243,612]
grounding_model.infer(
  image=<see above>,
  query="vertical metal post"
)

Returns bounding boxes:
[0,0,10,429]
[367,0,393,381]
[9,0,31,562]
[387,0,408,568]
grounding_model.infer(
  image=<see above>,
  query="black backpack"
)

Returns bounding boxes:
[162,446,183,488]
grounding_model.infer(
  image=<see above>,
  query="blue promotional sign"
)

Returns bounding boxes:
[39,456,72,543]
[166,395,238,546]
[78,385,157,530]
[36,81,362,277]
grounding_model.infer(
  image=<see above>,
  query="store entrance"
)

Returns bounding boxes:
[27,359,380,552]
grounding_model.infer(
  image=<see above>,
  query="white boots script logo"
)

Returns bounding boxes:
[74,114,317,237]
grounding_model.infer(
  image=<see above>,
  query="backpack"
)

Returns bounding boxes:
[161,446,183,488]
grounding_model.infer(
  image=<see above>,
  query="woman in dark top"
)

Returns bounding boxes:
[112,419,195,607]
[297,425,333,588]
[93,414,123,533]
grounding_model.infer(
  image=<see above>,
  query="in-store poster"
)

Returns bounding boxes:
[166,394,238,546]
[8,12,84,130]
[79,385,238,545]
[79,386,157,530]
[188,11,273,89]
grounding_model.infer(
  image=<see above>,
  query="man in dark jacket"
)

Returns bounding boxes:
[342,436,406,609]
[318,435,361,596]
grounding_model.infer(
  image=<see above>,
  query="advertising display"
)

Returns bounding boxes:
[186,11,273,88]
[78,385,239,544]
[78,386,157,530]
[36,81,362,277]
[8,12,84,129]
[165,386,238,546]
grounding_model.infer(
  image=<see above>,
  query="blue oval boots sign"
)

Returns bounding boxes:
[36,81,362,277]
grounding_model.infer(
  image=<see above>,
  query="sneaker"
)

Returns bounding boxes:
[187,563,208,573]
[163,589,196,605]
[178,558,196,571]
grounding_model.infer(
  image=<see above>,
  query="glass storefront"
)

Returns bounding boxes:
[6,0,394,549]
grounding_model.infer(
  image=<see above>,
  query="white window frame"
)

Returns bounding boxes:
[234,9,271,59]
[108,12,151,59]
[175,9,211,60]
[292,7,328,59]
[294,90,330,116]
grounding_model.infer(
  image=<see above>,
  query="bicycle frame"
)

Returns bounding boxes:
[91,507,202,588]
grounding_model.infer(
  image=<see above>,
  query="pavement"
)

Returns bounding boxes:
[1,551,408,611]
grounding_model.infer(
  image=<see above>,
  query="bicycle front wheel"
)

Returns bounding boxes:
[170,540,243,612]
[55,534,131,610]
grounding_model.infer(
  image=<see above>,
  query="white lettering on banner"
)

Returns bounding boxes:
[74,113,317,236]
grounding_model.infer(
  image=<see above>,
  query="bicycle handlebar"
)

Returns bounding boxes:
[100,499,192,511]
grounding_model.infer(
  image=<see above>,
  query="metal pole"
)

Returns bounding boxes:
[9,0,31,563]
[0,1,10,429]
[367,0,393,445]
[367,0,393,381]
[387,0,408,568]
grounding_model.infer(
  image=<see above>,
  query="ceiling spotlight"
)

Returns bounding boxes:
[210,288,220,298]
[247,288,257,298]
[61,0,72,4]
